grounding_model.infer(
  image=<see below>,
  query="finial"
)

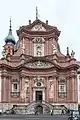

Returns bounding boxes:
[10,16,12,30]
[67,47,69,55]
[36,6,38,20]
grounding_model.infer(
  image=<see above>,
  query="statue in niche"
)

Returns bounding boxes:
[52,44,57,54]
[48,77,53,90]
[36,42,42,56]
[37,51,42,56]
[20,82,28,99]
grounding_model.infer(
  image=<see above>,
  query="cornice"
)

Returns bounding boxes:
[19,31,59,40]
[17,27,60,37]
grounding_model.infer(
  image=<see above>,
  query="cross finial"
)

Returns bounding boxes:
[10,16,12,30]
[36,6,38,20]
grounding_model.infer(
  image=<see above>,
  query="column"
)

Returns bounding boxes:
[56,77,58,102]
[71,76,75,102]
[21,77,25,102]
[19,77,22,102]
[73,75,77,102]
[3,76,7,102]
[54,76,57,102]
[43,89,45,101]
[29,77,32,102]
[66,76,70,102]
[33,89,35,101]
[46,77,49,102]
[8,76,11,103]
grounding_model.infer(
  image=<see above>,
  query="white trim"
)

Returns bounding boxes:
[33,89,45,101]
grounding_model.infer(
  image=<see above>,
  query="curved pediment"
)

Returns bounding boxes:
[24,60,54,69]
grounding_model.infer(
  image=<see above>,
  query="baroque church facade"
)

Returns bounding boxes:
[0,16,78,113]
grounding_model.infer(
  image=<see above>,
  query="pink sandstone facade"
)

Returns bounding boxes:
[0,18,78,113]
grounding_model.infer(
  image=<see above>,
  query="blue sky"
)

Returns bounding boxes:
[0,0,80,60]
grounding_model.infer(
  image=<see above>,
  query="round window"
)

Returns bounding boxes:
[37,82,41,86]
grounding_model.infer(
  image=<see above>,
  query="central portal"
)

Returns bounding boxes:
[36,91,42,101]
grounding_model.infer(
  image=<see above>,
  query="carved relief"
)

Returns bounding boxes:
[33,76,45,87]
[33,76,44,83]
[25,61,54,68]
[31,24,46,31]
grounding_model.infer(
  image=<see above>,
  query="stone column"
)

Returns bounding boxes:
[54,76,57,102]
[2,76,7,102]
[56,76,58,102]
[19,77,22,103]
[20,77,25,103]
[43,88,45,101]
[74,75,78,102]
[46,76,49,102]
[33,89,35,101]
[71,75,77,102]
[71,76,75,102]
[66,76,70,102]
[8,76,11,103]
[29,77,32,102]
[29,39,31,55]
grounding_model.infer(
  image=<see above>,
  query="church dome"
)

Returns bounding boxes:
[5,29,15,44]
[5,18,16,45]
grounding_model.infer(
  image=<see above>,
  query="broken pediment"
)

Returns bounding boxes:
[25,61,54,68]
[31,24,46,31]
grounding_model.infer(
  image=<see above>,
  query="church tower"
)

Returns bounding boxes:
[3,18,16,57]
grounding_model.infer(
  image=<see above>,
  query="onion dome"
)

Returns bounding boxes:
[5,17,16,45]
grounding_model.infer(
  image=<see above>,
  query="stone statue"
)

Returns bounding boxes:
[2,48,6,58]
[21,38,25,54]
[71,50,75,58]
[52,44,57,54]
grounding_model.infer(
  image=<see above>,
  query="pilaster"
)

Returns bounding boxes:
[53,76,57,102]
[29,77,32,102]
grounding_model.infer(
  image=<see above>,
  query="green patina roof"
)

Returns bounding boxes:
[5,18,16,45]
[5,29,15,44]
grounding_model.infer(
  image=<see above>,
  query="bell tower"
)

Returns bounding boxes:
[2,17,16,57]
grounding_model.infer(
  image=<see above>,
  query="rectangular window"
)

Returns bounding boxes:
[14,83,17,91]
[59,84,66,93]
[11,79,19,97]
[12,83,19,92]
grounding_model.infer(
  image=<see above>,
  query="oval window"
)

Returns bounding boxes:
[37,82,41,86]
